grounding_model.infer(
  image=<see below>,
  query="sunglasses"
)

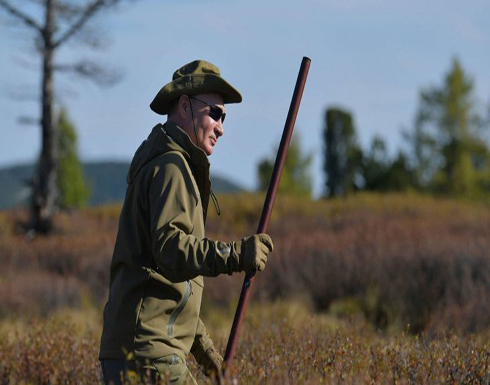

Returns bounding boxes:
[189,96,226,123]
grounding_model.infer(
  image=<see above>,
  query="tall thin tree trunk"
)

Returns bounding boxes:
[31,0,58,234]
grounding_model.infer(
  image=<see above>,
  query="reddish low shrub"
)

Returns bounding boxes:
[2,194,490,334]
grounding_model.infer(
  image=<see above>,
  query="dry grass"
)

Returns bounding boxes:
[2,193,490,383]
[1,301,490,384]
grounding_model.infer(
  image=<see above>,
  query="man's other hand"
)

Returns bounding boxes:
[201,346,223,377]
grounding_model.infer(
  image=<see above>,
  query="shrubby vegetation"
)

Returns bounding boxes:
[1,193,490,382]
[1,300,489,383]
[208,193,490,335]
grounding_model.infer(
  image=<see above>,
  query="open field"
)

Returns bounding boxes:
[2,301,490,384]
[1,193,490,383]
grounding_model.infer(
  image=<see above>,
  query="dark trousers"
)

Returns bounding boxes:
[100,359,127,385]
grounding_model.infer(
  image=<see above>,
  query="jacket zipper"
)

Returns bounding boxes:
[167,280,192,338]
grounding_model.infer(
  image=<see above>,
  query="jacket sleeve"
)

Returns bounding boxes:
[149,153,242,282]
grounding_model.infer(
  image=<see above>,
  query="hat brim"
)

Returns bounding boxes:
[150,74,242,115]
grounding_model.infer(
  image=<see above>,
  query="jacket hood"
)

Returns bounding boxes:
[127,121,209,185]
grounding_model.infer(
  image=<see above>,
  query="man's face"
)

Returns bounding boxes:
[188,93,225,156]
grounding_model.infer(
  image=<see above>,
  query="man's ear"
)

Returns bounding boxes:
[178,95,190,120]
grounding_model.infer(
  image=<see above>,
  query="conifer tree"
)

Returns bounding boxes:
[323,108,363,197]
[57,108,90,208]
[258,134,313,198]
[410,57,489,196]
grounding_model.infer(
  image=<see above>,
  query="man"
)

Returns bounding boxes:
[99,60,274,384]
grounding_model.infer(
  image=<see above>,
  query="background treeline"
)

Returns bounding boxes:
[259,58,490,200]
[8,57,488,222]
[324,58,490,198]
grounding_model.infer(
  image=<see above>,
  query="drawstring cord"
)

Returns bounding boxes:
[188,96,199,145]
[210,189,221,216]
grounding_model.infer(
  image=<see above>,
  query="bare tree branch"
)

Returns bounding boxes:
[54,59,122,86]
[55,2,84,21]
[5,86,39,102]
[71,24,111,50]
[18,115,40,126]
[0,0,43,34]
[53,0,120,49]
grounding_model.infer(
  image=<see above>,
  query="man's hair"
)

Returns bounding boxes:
[167,98,180,116]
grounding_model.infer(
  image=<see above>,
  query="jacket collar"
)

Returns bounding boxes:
[162,120,211,222]
[163,120,208,167]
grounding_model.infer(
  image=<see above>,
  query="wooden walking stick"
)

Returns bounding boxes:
[222,56,311,376]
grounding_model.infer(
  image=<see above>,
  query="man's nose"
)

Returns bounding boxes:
[215,121,224,137]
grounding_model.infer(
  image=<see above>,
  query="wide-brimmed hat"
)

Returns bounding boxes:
[150,60,242,115]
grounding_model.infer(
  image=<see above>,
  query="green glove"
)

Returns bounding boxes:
[239,233,274,273]
[198,346,223,377]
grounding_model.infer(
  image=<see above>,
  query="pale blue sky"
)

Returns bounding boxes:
[1,0,489,197]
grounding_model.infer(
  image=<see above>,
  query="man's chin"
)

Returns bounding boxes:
[197,142,213,156]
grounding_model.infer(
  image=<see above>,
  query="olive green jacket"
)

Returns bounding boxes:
[99,121,241,363]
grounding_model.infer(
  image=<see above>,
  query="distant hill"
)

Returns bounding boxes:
[0,162,245,209]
